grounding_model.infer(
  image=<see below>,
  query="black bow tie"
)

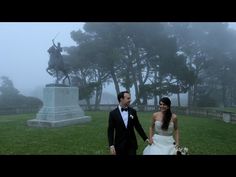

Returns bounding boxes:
[121,107,128,112]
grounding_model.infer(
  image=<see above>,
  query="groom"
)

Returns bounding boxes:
[108,91,149,155]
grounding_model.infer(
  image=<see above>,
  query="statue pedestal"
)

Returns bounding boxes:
[27,86,91,128]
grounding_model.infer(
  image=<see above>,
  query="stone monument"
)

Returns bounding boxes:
[27,40,91,127]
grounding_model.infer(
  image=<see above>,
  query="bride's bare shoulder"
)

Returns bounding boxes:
[153,111,161,116]
[152,111,162,119]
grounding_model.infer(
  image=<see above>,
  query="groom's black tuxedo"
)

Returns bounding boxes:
[108,106,148,155]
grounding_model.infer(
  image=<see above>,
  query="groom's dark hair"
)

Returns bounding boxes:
[117,91,130,102]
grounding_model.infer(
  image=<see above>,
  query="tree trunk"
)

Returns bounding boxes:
[85,98,91,110]
[154,96,157,106]
[177,93,181,107]
[154,71,158,107]
[133,74,141,106]
[188,86,193,107]
[110,69,120,95]
[230,87,233,107]
[94,83,102,110]
[222,84,227,107]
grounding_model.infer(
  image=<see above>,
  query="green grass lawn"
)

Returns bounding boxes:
[0,111,236,155]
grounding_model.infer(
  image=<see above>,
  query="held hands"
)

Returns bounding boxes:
[145,138,153,145]
[110,145,116,155]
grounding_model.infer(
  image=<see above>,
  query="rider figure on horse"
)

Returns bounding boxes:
[52,39,63,60]
[46,39,71,86]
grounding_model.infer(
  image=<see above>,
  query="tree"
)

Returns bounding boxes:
[0,76,42,112]
[165,22,236,107]
[0,76,19,96]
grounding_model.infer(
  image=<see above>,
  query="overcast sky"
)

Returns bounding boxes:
[0,22,85,95]
[0,22,236,97]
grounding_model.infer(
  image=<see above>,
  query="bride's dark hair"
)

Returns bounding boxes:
[160,97,172,130]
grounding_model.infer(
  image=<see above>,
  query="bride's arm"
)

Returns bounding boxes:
[173,115,179,146]
[149,113,156,144]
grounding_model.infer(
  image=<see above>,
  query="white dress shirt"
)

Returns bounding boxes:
[118,105,128,128]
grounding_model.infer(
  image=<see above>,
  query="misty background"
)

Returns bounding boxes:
[1,22,236,107]
[0,22,82,95]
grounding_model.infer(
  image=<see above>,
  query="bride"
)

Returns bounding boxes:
[143,97,179,155]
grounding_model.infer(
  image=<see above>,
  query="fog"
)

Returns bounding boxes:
[1,22,236,106]
[0,22,84,97]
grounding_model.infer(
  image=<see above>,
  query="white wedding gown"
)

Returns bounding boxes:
[143,120,176,155]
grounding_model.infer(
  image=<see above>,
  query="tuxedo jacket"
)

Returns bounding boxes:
[108,106,148,150]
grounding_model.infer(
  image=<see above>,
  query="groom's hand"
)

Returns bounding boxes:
[145,139,151,145]
[110,145,116,155]
[146,138,153,145]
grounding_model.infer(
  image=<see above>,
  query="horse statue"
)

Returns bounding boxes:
[46,40,71,86]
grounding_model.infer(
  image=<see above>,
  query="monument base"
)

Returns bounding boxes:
[27,86,91,128]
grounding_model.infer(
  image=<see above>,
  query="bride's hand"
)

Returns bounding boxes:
[149,138,153,145]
